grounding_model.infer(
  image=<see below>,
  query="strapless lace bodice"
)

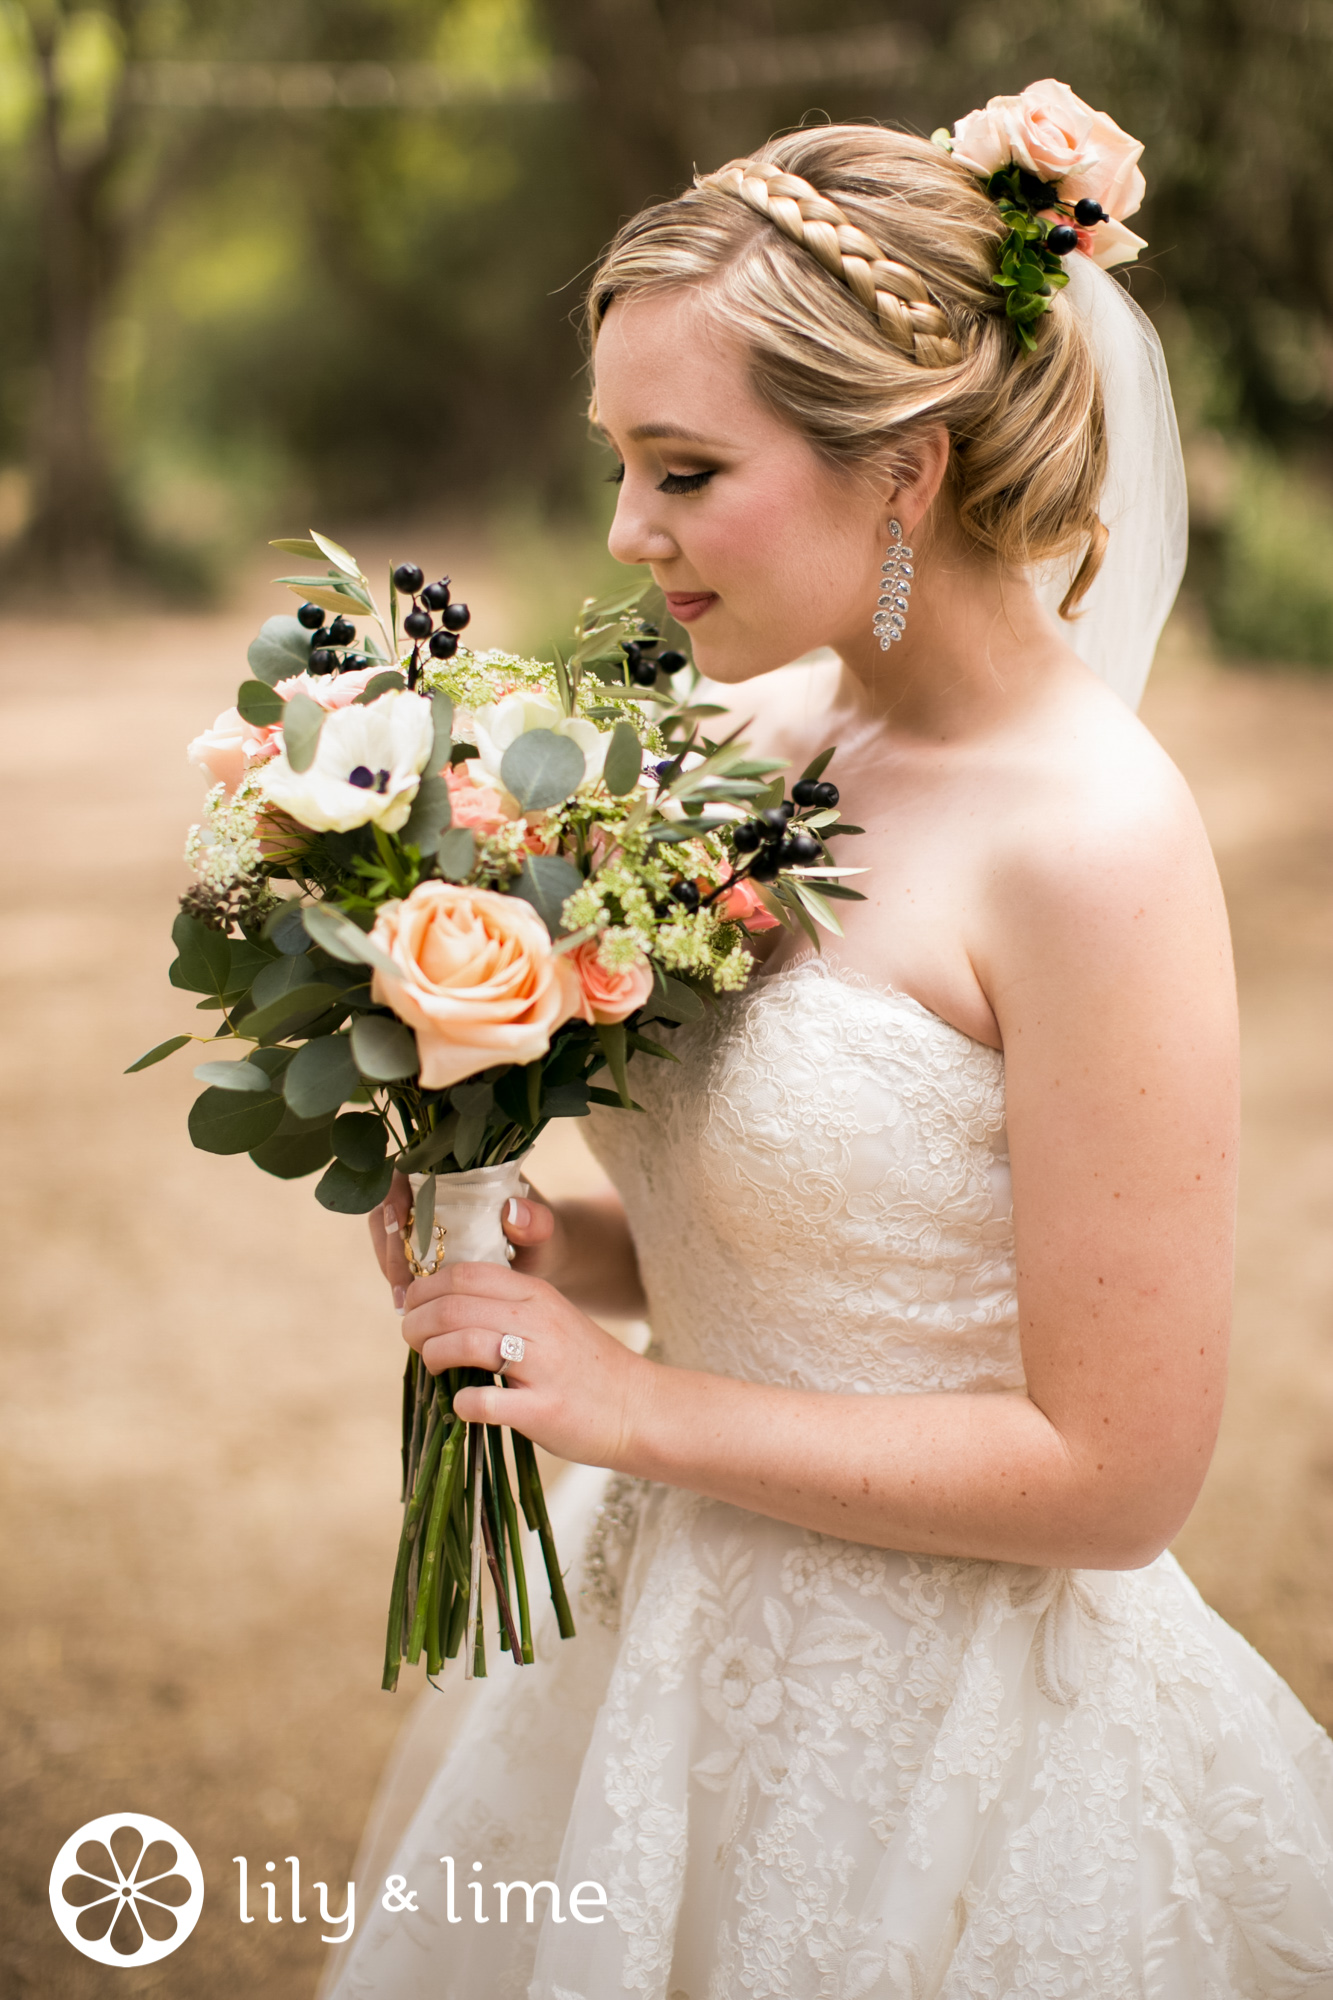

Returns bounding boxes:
[585,954,1021,1397]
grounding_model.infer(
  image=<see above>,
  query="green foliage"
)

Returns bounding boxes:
[1211,451,1333,668]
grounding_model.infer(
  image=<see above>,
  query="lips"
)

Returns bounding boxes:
[663,591,718,624]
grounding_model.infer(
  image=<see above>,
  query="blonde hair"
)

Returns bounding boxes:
[587,125,1108,616]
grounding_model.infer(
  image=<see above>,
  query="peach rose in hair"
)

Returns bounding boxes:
[370,882,582,1091]
[952,79,1145,221]
[566,940,655,1024]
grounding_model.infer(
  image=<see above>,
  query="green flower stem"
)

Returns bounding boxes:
[495,1431,534,1664]
[513,1432,576,1640]
[464,1425,486,1680]
[380,1400,450,1691]
[483,1433,512,1643]
[407,1420,465,1664]
[480,1467,525,1661]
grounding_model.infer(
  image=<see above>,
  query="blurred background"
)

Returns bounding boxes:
[1,2,1331,1994]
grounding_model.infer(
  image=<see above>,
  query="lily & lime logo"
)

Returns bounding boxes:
[49,1813,204,1965]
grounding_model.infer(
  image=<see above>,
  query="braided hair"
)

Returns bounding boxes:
[587,126,1108,617]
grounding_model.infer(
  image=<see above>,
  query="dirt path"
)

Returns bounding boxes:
[1,570,1329,1997]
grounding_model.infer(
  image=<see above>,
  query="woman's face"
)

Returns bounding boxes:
[593,288,889,684]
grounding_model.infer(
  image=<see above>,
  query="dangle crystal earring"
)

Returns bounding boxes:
[874,520,913,650]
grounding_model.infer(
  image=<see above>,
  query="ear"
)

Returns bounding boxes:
[879,424,951,537]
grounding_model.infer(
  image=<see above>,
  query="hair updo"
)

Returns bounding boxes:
[587,124,1108,615]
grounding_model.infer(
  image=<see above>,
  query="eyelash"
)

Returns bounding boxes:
[606,464,716,495]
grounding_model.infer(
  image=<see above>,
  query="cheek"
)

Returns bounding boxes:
[697,479,870,644]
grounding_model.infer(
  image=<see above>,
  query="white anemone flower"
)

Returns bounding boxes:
[471,693,607,799]
[258,690,435,835]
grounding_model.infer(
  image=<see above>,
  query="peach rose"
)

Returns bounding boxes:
[715,875,780,932]
[566,940,655,1025]
[187,707,281,795]
[952,79,1145,221]
[369,882,582,1091]
[445,764,513,838]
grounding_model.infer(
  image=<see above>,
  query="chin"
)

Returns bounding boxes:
[689,636,804,685]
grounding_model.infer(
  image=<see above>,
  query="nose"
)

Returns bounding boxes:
[607,477,677,570]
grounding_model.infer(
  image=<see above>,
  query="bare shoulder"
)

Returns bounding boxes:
[978,673,1235,1055]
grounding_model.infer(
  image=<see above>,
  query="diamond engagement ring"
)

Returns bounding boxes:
[498,1334,525,1372]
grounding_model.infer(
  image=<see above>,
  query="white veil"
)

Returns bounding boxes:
[1033,254,1188,711]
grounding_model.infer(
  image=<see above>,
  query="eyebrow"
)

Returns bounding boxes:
[595,422,725,447]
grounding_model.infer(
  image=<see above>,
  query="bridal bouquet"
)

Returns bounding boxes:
[131,532,863,1690]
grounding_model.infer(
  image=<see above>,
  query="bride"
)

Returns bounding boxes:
[325,98,1333,1999]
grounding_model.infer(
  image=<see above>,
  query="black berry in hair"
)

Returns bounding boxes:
[1073,198,1105,228]
[1047,223,1079,255]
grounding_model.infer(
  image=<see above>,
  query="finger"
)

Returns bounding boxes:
[416,1323,534,1378]
[405,1260,542,1311]
[378,1174,413,1307]
[502,1192,556,1250]
[452,1381,529,1426]
[404,1290,533,1350]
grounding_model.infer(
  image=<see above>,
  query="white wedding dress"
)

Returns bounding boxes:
[325,955,1333,2000]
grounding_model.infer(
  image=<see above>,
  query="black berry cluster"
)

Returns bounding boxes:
[621,631,689,688]
[688,774,839,908]
[393,562,470,688]
[298,600,364,675]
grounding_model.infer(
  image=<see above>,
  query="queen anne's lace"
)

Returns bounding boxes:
[325,957,1333,2000]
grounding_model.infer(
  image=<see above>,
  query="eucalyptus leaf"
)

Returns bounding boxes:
[411,1174,436,1257]
[250,952,315,1009]
[124,1034,192,1074]
[332,1111,388,1173]
[500,729,585,811]
[187,1086,286,1155]
[430,692,453,760]
[350,1013,418,1082]
[300,902,398,978]
[400,772,452,856]
[353,670,406,704]
[315,1156,395,1214]
[235,679,286,728]
[396,1113,459,1174]
[510,855,582,937]
[192,1059,271,1092]
[241,982,339,1043]
[283,690,324,774]
[247,614,311,686]
[249,1123,336,1179]
[603,719,642,797]
[435,827,475,881]
[169,912,232,996]
[283,1034,359,1117]
[266,902,313,954]
[308,528,360,577]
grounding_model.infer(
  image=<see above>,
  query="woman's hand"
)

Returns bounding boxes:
[400,1260,653,1469]
[369,1177,646,1317]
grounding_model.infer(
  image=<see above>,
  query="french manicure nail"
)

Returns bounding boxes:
[393,1286,406,1314]
[384,1206,400,1235]
[506,1197,530,1229]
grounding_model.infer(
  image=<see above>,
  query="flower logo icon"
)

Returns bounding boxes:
[49,1813,204,1966]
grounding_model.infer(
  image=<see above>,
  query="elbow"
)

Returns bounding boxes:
[1063,1476,1203,1573]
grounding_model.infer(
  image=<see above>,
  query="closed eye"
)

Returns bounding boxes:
[658,469,715,495]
